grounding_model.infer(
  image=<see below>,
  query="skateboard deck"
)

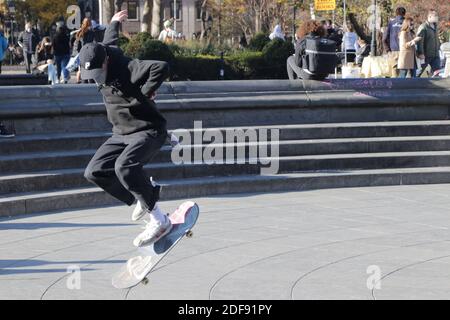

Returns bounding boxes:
[112,201,200,289]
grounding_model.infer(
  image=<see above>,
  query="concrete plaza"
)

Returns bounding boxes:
[1,184,450,300]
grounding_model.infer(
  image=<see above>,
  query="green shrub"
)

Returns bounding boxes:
[173,55,222,81]
[132,39,175,63]
[249,32,270,51]
[117,35,130,51]
[261,39,294,78]
[225,51,266,79]
[123,32,153,57]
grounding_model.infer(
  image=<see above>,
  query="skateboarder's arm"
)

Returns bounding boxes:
[129,60,169,97]
[102,21,120,46]
[103,10,128,46]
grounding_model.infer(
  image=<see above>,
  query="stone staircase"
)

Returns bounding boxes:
[1,79,450,216]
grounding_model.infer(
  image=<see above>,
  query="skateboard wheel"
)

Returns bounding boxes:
[186,230,194,238]
[142,278,149,285]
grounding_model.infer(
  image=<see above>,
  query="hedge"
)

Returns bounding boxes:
[122,33,293,80]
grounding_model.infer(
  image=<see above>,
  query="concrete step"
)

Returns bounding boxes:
[3,150,450,194]
[3,136,450,174]
[3,166,450,217]
[4,136,450,174]
[0,131,112,155]
[3,121,450,155]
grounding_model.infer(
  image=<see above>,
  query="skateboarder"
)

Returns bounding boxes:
[81,10,172,247]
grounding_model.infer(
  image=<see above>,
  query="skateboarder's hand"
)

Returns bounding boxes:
[112,10,128,23]
[148,91,157,100]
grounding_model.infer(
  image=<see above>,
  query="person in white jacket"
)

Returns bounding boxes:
[269,25,285,41]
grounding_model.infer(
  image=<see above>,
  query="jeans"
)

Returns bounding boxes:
[47,63,58,84]
[84,129,167,210]
[55,54,71,82]
[399,69,416,78]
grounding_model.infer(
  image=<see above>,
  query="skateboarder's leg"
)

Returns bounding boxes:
[84,136,135,206]
[114,129,167,211]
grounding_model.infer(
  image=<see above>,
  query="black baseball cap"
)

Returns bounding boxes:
[79,42,108,84]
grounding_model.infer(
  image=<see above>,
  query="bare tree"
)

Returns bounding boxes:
[200,0,209,40]
[114,0,124,13]
[151,0,161,37]
[102,0,115,21]
[141,0,153,32]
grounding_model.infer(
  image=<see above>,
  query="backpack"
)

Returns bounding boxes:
[303,36,337,74]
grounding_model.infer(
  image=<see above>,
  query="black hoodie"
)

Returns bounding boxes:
[98,21,169,136]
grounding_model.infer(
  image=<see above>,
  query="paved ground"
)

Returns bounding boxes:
[1,184,450,300]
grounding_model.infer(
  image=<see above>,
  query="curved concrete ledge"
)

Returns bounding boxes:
[0,79,449,120]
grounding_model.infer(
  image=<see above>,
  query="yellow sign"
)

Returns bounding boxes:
[315,0,336,11]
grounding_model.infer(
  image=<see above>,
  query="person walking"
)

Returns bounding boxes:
[384,7,406,76]
[53,23,71,84]
[0,28,8,74]
[18,22,40,74]
[398,17,422,78]
[417,10,442,75]
[81,10,172,247]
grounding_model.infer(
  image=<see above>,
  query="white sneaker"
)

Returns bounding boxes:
[133,209,172,247]
[131,200,146,221]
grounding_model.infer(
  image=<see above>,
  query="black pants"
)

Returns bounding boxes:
[24,52,33,74]
[0,61,2,74]
[84,129,167,210]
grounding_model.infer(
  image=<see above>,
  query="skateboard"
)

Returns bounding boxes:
[112,201,200,289]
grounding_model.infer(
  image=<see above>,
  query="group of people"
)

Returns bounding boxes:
[287,8,446,81]
[0,18,105,84]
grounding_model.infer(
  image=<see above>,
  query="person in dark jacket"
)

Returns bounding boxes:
[383,7,406,53]
[417,10,442,74]
[18,22,40,73]
[287,20,329,81]
[81,10,171,248]
[53,23,71,83]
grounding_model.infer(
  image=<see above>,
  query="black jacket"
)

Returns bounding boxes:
[98,21,169,135]
[53,27,71,56]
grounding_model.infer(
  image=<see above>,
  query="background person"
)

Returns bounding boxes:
[384,7,407,76]
[18,22,40,74]
[342,24,358,63]
[0,28,8,74]
[71,18,96,83]
[269,25,285,41]
[35,37,57,84]
[287,20,336,81]
[417,10,442,75]
[398,17,421,78]
[53,23,71,84]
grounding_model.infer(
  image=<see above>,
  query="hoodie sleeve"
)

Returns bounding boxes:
[129,59,169,96]
[102,21,120,46]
